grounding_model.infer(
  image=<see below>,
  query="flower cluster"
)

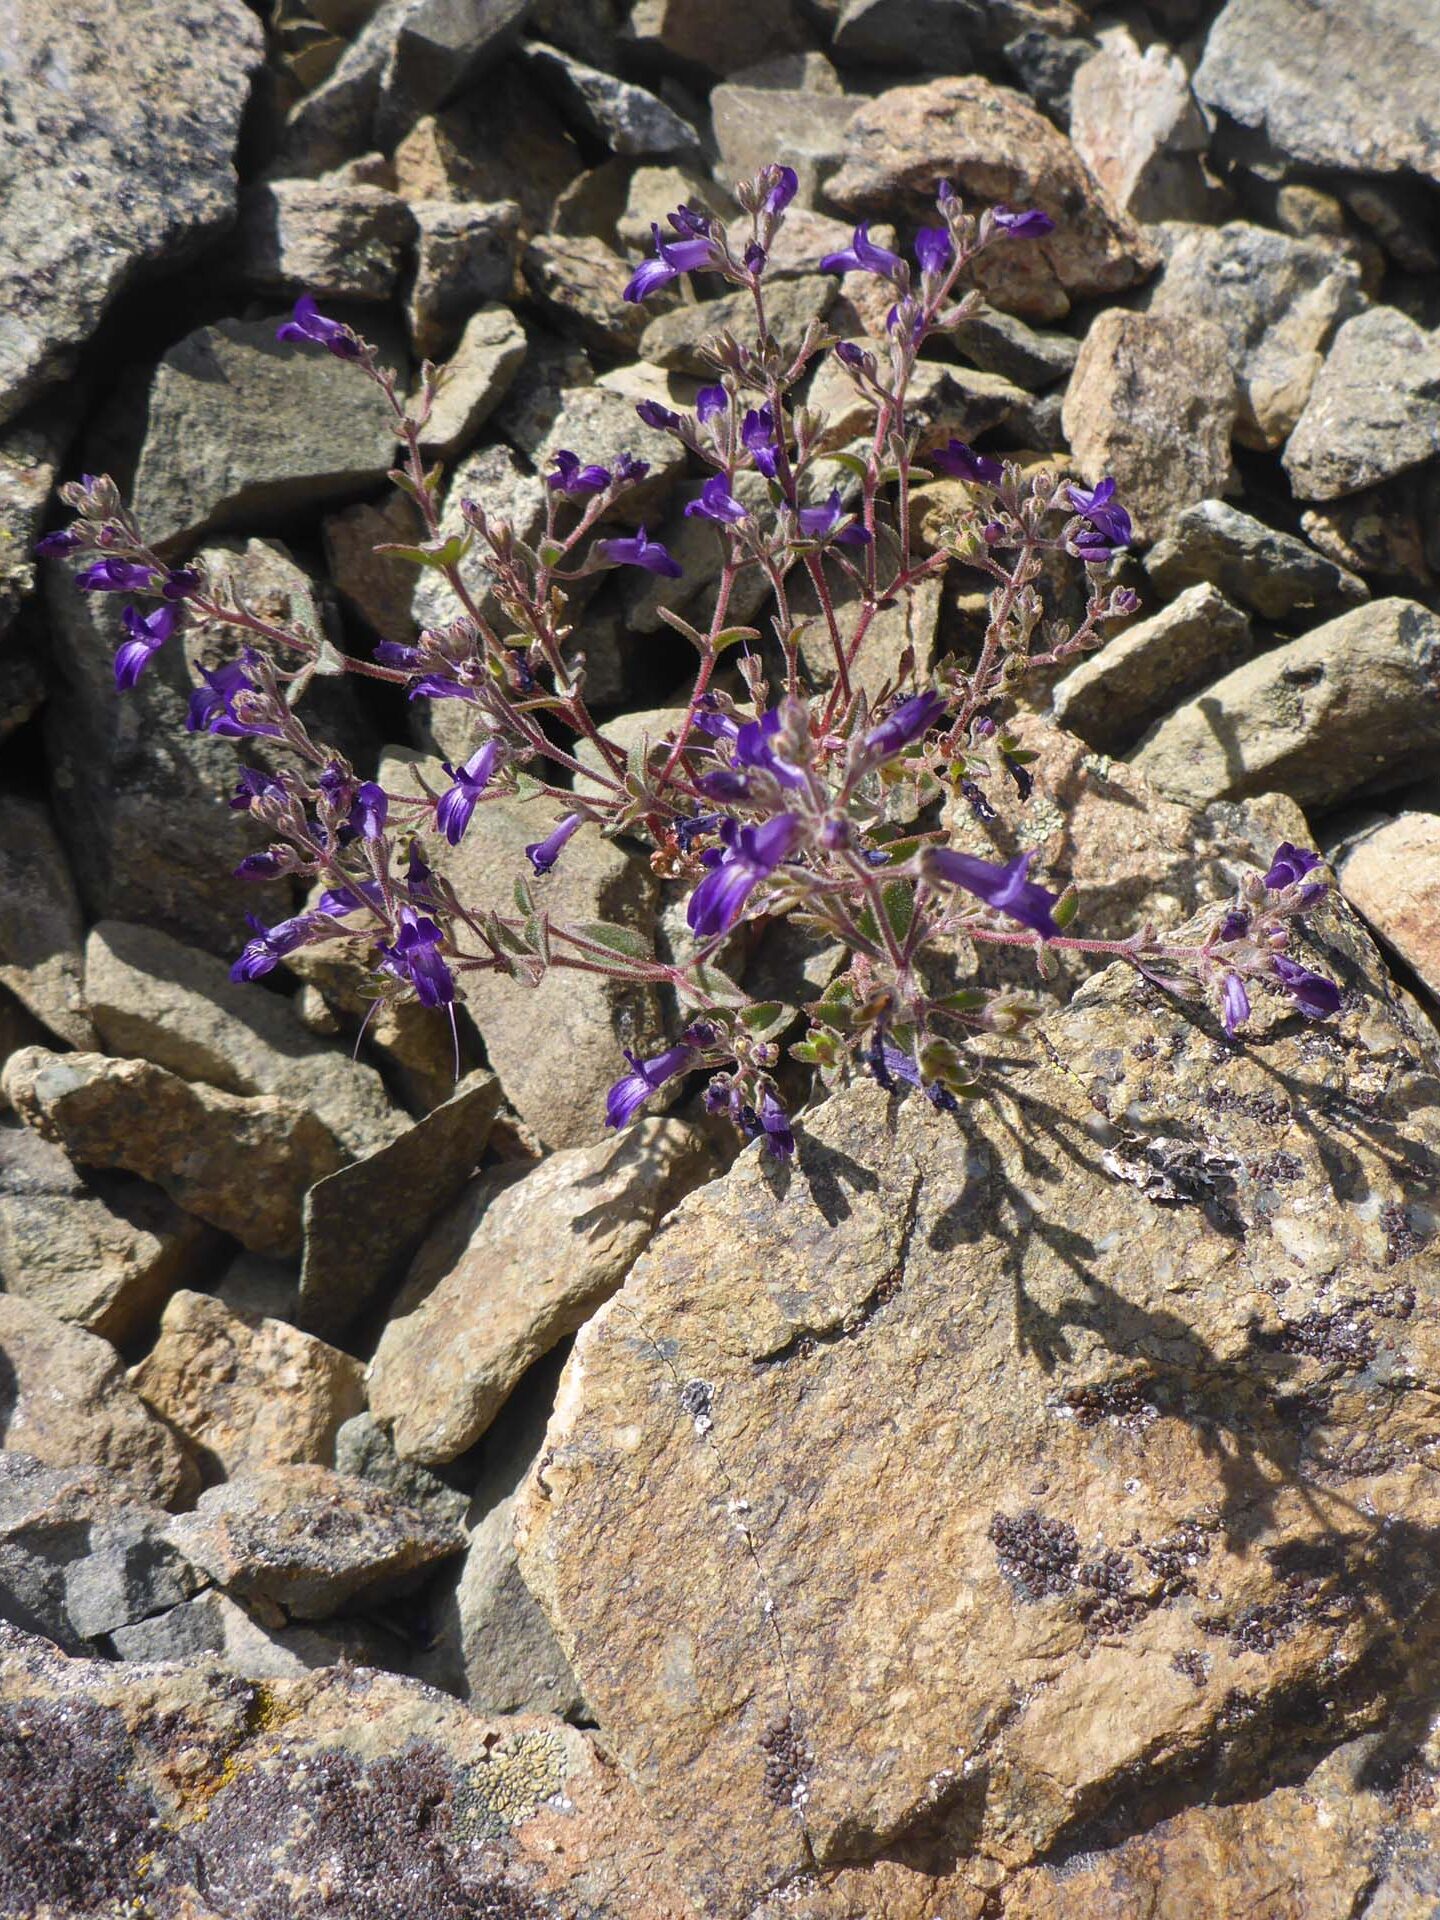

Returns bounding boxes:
[37,166,1342,1163]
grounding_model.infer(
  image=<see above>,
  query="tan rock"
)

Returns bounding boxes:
[406,198,522,360]
[1335,811,1440,1004]
[523,232,647,355]
[237,179,415,301]
[391,77,581,232]
[0,795,95,1049]
[1069,28,1215,225]
[519,877,1440,1914]
[371,1117,713,1463]
[1062,309,1239,543]
[322,488,424,644]
[415,302,526,455]
[130,1290,365,1485]
[1132,598,1440,811]
[807,345,1024,455]
[625,0,809,75]
[710,82,858,211]
[824,77,1158,322]
[0,1295,197,1508]
[640,275,837,375]
[0,1047,345,1258]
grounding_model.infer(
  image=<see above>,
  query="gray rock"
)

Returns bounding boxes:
[0,1118,218,1347]
[417,304,527,455]
[522,234,648,355]
[831,0,985,66]
[1069,27,1216,224]
[618,473,774,636]
[639,275,837,375]
[1195,0,1440,184]
[529,378,689,522]
[0,1296,198,1509]
[623,0,808,75]
[1343,179,1440,274]
[614,163,731,255]
[298,1067,502,1337]
[1301,479,1436,593]
[406,199,522,359]
[370,1118,713,1462]
[84,920,404,1160]
[164,1464,465,1619]
[1062,310,1238,543]
[523,38,702,155]
[390,78,582,236]
[376,0,532,145]
[1132,597,1440,810]
[710,82,859,210]
[1144,500,1370,624]
[237,180,417,301]
[952,307,1078,391]
[1282,306,1440,502]
[321,489,424,644]
[333,1411,471,1528]
[1002,27,1097,123]
[809,349,1025,454]
[1,1047,345,1259]
[274,0,407,177]
[109,1586,407,1676]
[0,407,72,654]
[1053,584,1254,754]
[0,0,264,426]
[131,315,405,547]
[0,796,94,1050]
[491,331,594,455]
[1146,222,1365,450]
[0,1455,202,1653]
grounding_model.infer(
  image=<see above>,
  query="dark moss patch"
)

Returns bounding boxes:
[990,1509,1079,1601]
[0,1697,157,1912]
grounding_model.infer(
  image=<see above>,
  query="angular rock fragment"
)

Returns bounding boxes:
[523,233,648,355]
[0,795,95,1049]
[390,78,582,234]
[524,38,703,156]
[1334,811,1440,1005]
[1283,306,1440,502]
[108,1586,406,1677]
[237,179,416,301]
[1143,500,1369,623]
[376,0,532,145]
[640,276,837,375]
[322,489,424,642]
[710,81,859,210]
[1,1048,345,1258]
[333,1412,471,1529]
[625,0,808,74]
[406,198,522,359]
[416,303,527,455]
[1069,27,1215,224]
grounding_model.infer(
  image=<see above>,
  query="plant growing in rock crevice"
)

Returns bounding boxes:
[41,166,1342,1157]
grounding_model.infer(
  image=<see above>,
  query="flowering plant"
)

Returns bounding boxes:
[42,167,1341,1160]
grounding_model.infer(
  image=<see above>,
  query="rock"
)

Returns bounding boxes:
[1053,584,1254,754]
[1194,0,1440,184]
[1062,310,1238,543]
[84,919,403,1160]
[131,314,404,547]
[0,1627,701,1917]
[0,796,94,1049]
[0,1296,197,1508]
[237,179,416,301]
[1,1048,345,1259]
[1069,28,1215,224]
[1132,598,1440,809]
[952,307,1077,391]
[1343,178,1440,274]
[524,38,703,156]
[552,155,636,243]
[809,348,1025,456]
[491,330,594,454]
[798,569,945,704]
[0,1455,202,1652]
[831,0,984,67]
[529,378,690,522]
[640,276,837,375]
[322,488,424,643]
[409,442,545,686]
[0,407,72,651]
[0,1118,217,1347]
[518,873,1440,1914]
[371,1117,713,1463]
[274,0,407,177]
[825,77,1158,323]
[298,1067,502,1338]
[1301,479,1436,594]
[522,233,648,355]
[1335,812,1440,1005]
[165,1464,463,1618]
[390,78,582,235]
[0,0,264,427]
[375,0,532,146]
[1143,500,1370,624]
[382,750,665,1150]
[615,163,732,255]
[130,1290,366,1485]
[413,1361,586,1717]
[618,475,773,637]
[417,303,527,455]
[108,1586,406,1676]
[710,82,860,210]
[1145,222,1364,452]
[406,198,522,359]
[333,1411,471,1529]
[1002,27,1097,125]
[624,0,809,75]
[1282,306,1440,502]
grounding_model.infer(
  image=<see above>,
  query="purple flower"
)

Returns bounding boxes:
[162,567,201,601]
[920,846,1060,938]
[317,881,383,917]
[687,813,804,936]
[1264,843,1326,906]
[1066,478,1132,559]
[379,909,454,1009]
[818,223,906,283]
[623,219,723,303]
[35,528,81,557]
[763,165,799,217]
[276,293,361,360]
[230,912,324,983]
[862,689,946,763]
[185,658,280,738]
[348,782,388,840]
[744,240,767,274]
[410,674,476,702]
[548,449,611,496]
[374,640,422,669]
[1218,910,1250,942]
[636,400,682,433]
[605,1040,697,1130]
[696,385,728,423]
[614,452,650,486]
[794,488,870,546]
[685,475,748,525]
[234,851,287,882]
[733,704,806,789]
[742,405,780,479]
[992,205,1056,238]
[436,739,502,845]
[757,1086,795,1161]
[1272,954,1342,1020]
[230,768,286,813]
[928,439,1003,485]
[77,558,160,594]
[113,601,179,690]
[834,341,869,371]
[526,811,583,874]
[595,526,682,577]
[914,226,953,275]
[1220,972,1251,1035]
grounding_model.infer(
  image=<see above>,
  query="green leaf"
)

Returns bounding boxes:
[711,626,760,655]
[736,1000,795,1042]
[374,532,472,571]
[826,451,871,479]
[880,876,915,945]
[569,921,654,962]
[513,875,535,917]
[935,988,989,1013]
[805,978,859,1031]
[536,539,566,568]
[1052,886,1080,930]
